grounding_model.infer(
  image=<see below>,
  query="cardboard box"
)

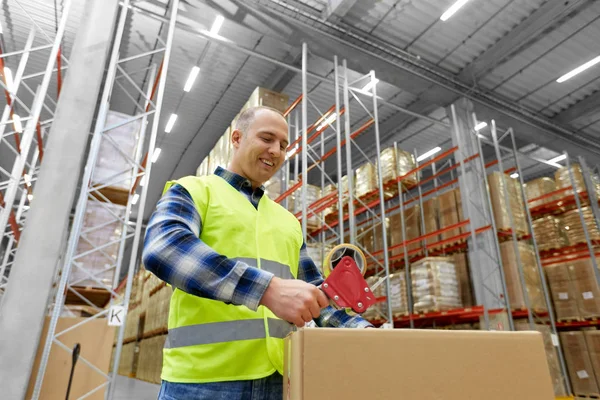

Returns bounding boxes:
[422,197,439,246]
[546,262,580,320]
[284,328,555,400]
[560,331,600,395]
[450,252,474,307]
[584,330,600,388]
[568,258,600,319]
[438,188,462,244]
[488,172,529,235]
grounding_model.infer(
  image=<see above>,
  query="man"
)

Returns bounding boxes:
[143,105,373,400]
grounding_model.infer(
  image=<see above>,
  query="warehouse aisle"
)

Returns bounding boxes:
[113,375,160,399]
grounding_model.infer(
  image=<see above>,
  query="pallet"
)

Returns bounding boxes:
[142,327,168,340]
[576,394,600,399]
[558,317,583,323]
[65,286,112,308]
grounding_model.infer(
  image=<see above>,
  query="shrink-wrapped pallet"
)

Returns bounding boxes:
[525,177,557,210]
[355,162,377,198]
[364,273,408,319]
[122,306,141,342]
[136,335,167,384]
[560,331,600,396]
[322,183,337,219]
[563,207,600,244]
[70,202,127,288]
[388,206,421,259]
[450,253,473,307]
[379,146,398,183]
[499,241,547,311]
[143,285,171,335]
[289,183,322,231]
[397,149,418,188]
[545,262,580,321]
[514,322,568,397]
[532,216,569,252]
[438,188,463,245]
[411,257,462,312]
[555,163,586,194]
[568,258,600,319]
[488,172,529,235]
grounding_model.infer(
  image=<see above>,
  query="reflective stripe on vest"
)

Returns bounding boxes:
[165,318,295,349]
[235,258,294,280]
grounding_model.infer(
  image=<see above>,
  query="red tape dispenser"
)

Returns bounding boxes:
[320,244,377,314]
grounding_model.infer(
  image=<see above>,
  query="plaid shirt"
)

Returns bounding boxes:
[142,166,372,328]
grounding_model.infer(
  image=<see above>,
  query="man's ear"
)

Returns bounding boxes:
[231,129,242,149]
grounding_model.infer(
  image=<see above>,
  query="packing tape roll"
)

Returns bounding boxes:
[323,243,367,278]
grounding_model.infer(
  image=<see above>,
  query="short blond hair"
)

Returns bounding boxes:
[235,106,286,134]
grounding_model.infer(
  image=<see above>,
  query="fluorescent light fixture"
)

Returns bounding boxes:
[548,154,566,164]
[210,15,225,36]
[131,193,140,205]
[27,194,33,201]
[440,0,471,21]
[557,55,600,83]
[361,78,379,93]
[13,114,22,133]
[183,66,200,92]
[317,114,337,131]
[510,173,519,179]
[151,147,162,163]
[140,175,147,187]
[416,146,442,162]
[165,113,177,133]
[4,67,14,92]
[24,173,32,187]
[474,121,487,131]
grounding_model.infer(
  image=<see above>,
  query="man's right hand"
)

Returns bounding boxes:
[259,277,330,327]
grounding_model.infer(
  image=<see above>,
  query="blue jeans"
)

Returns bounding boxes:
[158,373,283,400]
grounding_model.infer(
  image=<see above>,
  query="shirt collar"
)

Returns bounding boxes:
[214,166,266,193]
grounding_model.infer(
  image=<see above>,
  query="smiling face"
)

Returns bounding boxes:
[229,107,289,188]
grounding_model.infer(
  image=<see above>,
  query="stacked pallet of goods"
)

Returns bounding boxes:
[363,272,408,320]
[488,172,529,236]
[559,330,600,398]
[410,257,462,313]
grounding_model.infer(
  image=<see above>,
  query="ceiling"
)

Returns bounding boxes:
[2,0,600,222]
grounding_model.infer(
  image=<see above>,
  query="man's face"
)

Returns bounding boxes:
[232,109,289,187]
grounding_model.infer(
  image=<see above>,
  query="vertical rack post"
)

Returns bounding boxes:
[414,150,428,258]
[333,56,344,241]
[301,43,308,239]
[342,60,355,244]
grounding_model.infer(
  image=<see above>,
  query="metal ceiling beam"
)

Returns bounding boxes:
[321,0,358,20]
[458,0,593,83]
[553,90,600,124]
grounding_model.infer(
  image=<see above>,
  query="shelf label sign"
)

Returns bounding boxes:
[583,291,594,300]
[558,292,569,300]
[108,305,126,326]
[551,333,559,347]
[577,370,589,379]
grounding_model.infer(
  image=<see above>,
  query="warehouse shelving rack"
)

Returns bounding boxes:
[0,0,71,306]
[30,1,179,399]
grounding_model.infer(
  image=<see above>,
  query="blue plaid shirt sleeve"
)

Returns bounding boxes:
[297,243,374,329]
[142,184,274,311]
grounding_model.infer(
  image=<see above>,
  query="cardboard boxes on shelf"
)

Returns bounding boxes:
[283,328,555,400]
[545,262,580,321]
[450,252,473,307]
[560,331,599,396]
[525,177,557,210]
[388,207,421,258]
[563,207,600,244]
[555,163,586,194]
[488,172,529,235]
[143,285,171,335]
[422,197,439,246]
[499,241,547,312]
[438,188,463,245]
[136,335,167,384]
[532,215,569,252]
[355,162,376,198]
[396,148,418,188]
[410,257,462,312]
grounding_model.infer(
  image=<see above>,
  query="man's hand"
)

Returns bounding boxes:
[260,277,329,327]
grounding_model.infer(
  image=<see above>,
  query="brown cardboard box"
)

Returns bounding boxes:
[355,162,376,198]
[438,188,462,244]
[388,206,421,258]
[422,197,439,246]
[499,241,547,311]
[515,322,568,397]
[584,330,600,389]
[568,258,600,319]
[283,328,555,400]
[247,86,290,113]
[546,262,580,320]
[526,177,557,209]
[450,252,473,307]
[532,215,569,252]
[560,331,600,395]
[410,257,462,312]
[136,334,167,384]
[26,317,115,400]
[488,172,529,235]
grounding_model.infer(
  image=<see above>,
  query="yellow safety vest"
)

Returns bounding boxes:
[161,174,302,383]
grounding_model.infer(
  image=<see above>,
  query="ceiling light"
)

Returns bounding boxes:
[361,78,379,92]
[557,55,600,83]
[140,175,147,187]
[4,67,14,92]
[151,147,162,163]
[440,0,471,21]
[317,114,337,131]
[183,66,200,92]
[548,154,566,164]
[165,113,177,133]
[27,194,33,201]
[210,15,225,36]
[474,121,487,131]
[131,193,140,205]
[13,114,22,133]
[416,147,441,162]
[510,173,519,179]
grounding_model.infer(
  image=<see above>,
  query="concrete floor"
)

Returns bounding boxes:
[113,375,160,400]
